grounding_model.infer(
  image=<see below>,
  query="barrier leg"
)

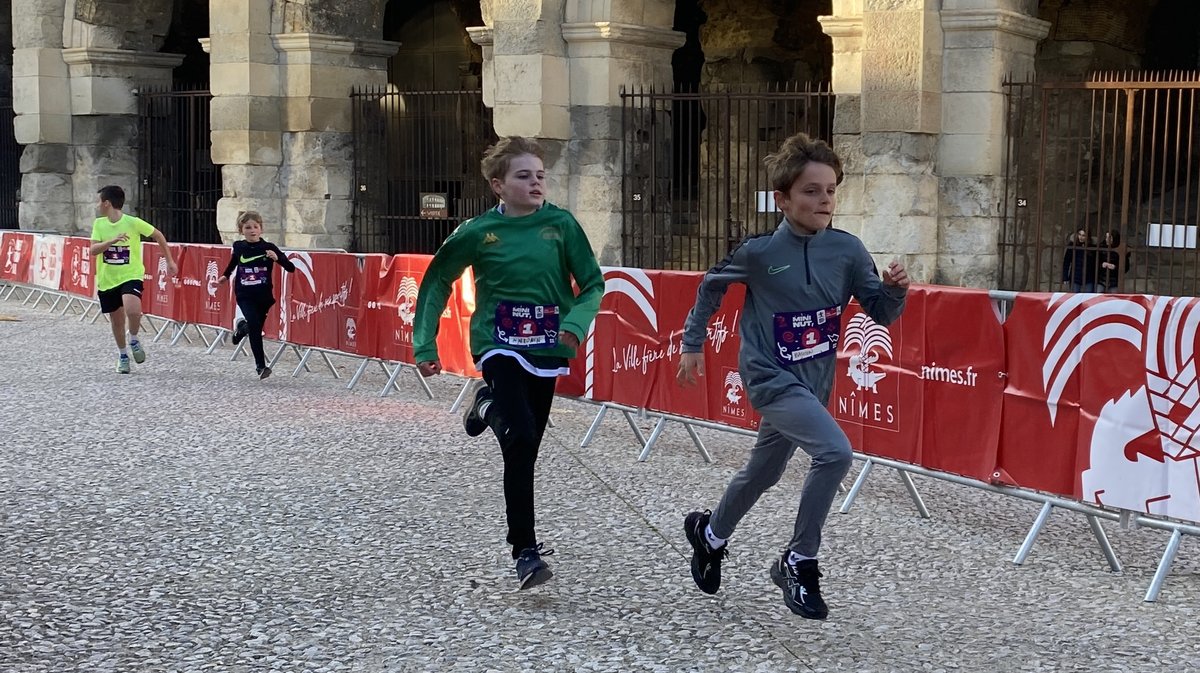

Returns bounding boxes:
[450,380,475,413]
[90,309,104,324]
[1013,502,1054,565]
[230,340,249,361]
[267,342,287,367]
[1,284,16,300]
[621,409,649,447]
[22,288,40,305]
[580,404,609,448]
[1144,529,1183,603]
[153,319,172,341]
[379,362,404,398]
[292,348,315,377]
[839,458,875,514]
[347,358,372,390]
[193,324,214,348]
[682,422,713,464]
[319,351,341,378]
[49,294,64,312]
[409,366,434,400]
[637,416,668,462]
[1086,514,1122,573]
[291,345,312,372]
[898,469,931,519]
[206,329,228,354]
[169,322,191,345]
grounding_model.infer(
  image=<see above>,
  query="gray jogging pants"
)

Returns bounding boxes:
[708,385,853,557]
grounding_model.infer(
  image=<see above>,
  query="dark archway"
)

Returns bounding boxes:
[0,0,18,229]
[383,0,482,89]
[160,0,211,87]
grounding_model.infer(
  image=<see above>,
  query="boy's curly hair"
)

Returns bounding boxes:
[764,132,843,192]
[480,136,545,182]
[236,211,263,232]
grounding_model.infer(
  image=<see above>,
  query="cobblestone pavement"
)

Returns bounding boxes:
[2,294,1199,673]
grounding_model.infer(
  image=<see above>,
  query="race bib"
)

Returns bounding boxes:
[239,267,267,286]
[494,302,560,349]
[773,305,841,365]
[103,246,130,265]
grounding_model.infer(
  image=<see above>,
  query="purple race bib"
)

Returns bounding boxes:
[494,302,560,349]
[103,246,131,265]
[239,267,267,286]
[773,305,841,366]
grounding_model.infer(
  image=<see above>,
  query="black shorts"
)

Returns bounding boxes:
[97,280,144,314]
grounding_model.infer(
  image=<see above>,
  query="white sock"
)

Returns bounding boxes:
[788,551,816,565]
[704,524,726,550]
[118,347,128,356]
[129,334,140,345]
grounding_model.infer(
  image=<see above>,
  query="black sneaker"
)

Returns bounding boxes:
[770,552,828,620]
[684,510,727,594]
[258,366,272,380]
[231,319,248,345]
[463,383,493,437]
[515,543,554,589]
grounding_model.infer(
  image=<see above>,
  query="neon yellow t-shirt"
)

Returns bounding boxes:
[91,214,155,291]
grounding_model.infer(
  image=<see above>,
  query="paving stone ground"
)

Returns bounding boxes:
[2,293,1198,672]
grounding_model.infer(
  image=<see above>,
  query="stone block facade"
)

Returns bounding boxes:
[8,0,1059,287]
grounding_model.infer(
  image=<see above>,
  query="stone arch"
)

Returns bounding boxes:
[63,0,176,51]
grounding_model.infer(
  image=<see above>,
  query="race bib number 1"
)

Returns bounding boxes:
[494,302,560,349]
[103,246,131,265]
[773,305,841,365]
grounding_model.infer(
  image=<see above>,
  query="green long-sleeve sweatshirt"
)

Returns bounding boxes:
[413,203,605,366]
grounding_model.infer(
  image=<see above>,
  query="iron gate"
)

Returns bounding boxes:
[350,87,497,255]
[621,83,835,271]
[0,103,20,229]
[1001,72,1200,295]
[136,86,220,244]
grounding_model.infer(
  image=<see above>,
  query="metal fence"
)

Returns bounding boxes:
[1001,72,1200,295]
[350,87,497,255]
[136,86,220,244]
[620,83,835,270]
[0,103,20,229]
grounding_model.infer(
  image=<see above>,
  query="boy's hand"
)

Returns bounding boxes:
[561,331,580,349]
[265,249,278,261]
[167,258,179,276]
[417,360,442,377]
[113,233,129,245]
[884,260,910,288]
[216,275,228,285]
[676,352,704,387]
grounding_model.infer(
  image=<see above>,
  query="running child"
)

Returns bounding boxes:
[413,136,604,589]
[216,211,295,379]
[678,132,909,619]
[89,185,178,374]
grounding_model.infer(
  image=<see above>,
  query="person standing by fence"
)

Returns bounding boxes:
[412,136,604,589]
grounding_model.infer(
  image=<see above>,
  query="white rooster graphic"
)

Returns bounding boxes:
[397,276,419,326]
[843,313,892,393]
[1044,293,1200,521]
[724,371,744,405]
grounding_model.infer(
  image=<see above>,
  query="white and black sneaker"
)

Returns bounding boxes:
[463,382,493,437]
[684,510,727,594]
[770,552,828,620]
[231,319,249,345]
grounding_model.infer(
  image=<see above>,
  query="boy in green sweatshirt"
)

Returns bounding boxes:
[413,136,604,589]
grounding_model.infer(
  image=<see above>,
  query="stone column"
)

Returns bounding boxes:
[471,0,573,219]
[562,14,683,263]
[12,0,73,231]
[61,47,182,230]
[273,33,396,249]
[820,4,865,243]
[209,0,283,241]
[939,1,1048,287]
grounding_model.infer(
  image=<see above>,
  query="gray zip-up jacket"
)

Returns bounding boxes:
[682,220,906,409]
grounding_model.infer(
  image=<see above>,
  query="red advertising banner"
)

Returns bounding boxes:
[281,251,354,350]
[829,287,1005,482]
[60,237,95,297]
[1,232,34,283]
[998,292,1200,523]
[141,243,187,323]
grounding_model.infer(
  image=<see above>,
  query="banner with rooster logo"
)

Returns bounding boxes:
[1000,293,1200,522]
[0,231,33,283]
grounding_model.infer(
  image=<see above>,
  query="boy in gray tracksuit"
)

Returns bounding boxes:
[678,132,909,620]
